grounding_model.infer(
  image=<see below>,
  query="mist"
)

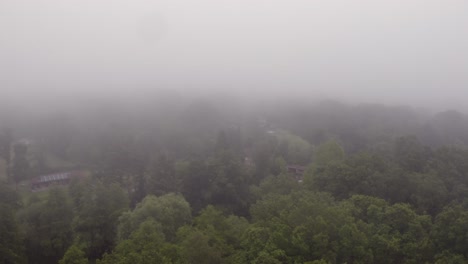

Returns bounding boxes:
[5,2,468,263]
[1,0,468,111]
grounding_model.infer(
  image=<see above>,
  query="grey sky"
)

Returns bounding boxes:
[1,0,467,109]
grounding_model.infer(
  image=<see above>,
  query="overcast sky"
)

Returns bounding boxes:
[1,0,467,110]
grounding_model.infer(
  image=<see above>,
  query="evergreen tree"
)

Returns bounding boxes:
[11,143,30,189]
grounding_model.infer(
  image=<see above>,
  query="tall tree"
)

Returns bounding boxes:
[39,188,74,263]
[0,128,13,180]
[18,188,74,264]
[145,155,178,196]
[394,136,431,173]
[11,143,30,190]
[0,181,23,264]
[73,182,129,260]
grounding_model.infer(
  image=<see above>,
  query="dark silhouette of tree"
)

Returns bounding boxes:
[11,143,30,190]
[0,181,24,264]
[0,128,13,180]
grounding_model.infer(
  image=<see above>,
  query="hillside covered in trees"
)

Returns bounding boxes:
[2,98,468,264]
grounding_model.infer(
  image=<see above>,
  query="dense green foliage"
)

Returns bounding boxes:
[3,100,468,263]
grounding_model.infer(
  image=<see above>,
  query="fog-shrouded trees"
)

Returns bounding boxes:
[73,183,129,260]
[0,128,13,180]
[0,181,24,264]
[117,193,192,242]
[18,188,74,264]
[7,99,468,263]
[182,149,251,215]
[11,143,31,189]
[145,155,179,196]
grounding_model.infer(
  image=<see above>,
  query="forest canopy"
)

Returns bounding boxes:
[2,99,468,263]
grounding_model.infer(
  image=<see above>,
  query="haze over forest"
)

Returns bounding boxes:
[1,0,468,111]
[3,1,468,264]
